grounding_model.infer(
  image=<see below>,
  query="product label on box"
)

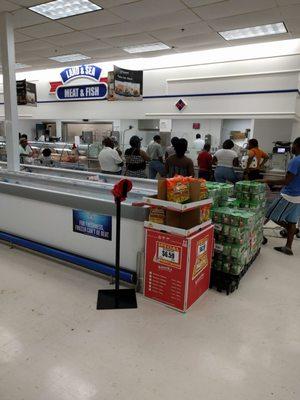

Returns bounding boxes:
[192,236,209,280]
[214,223,222,231]
[156,242,181,268]
[214,243,224,252]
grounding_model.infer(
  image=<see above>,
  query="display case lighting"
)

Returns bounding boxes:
[49,53,91,62]
[219,22,287,41]
[123,42,171,54]
[29,0,102,20]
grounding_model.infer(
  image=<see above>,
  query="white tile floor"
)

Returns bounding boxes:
[0,234,299,400]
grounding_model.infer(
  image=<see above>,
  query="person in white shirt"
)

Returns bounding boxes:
[193,134,205,152]
[213,139,239,183]
[19,136,34,164]
[98,137,124,175]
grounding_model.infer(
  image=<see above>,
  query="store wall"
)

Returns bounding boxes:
[220,119,253,143]
[4,53,298,123]
[291,121,300,141]
[252,119,294,152]
[171,119,222,149]
[1,45,300,147]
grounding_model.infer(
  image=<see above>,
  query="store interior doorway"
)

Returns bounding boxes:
[62,122,113,144]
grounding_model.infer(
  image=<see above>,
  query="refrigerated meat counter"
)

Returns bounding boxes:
[0,162,157,191]
[0,169,156,285]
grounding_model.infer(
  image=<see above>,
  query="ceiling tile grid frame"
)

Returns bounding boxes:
[0,0,299,70]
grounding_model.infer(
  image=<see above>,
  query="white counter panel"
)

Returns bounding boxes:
[0,193,144,272]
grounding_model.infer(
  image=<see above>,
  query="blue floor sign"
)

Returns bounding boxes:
[73,210,112,240]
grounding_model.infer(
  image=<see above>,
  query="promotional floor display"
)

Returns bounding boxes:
[143,176,214,312]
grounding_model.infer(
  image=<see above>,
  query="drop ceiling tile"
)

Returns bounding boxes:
[59,10,124,30]
[209,8,283,31]
[32,47,77,58]
[193,0,277,20]
[15,39,59,53]
[14,32,33,43]
[173,42,230,52]
[83,9,201,39]
[12,8,49,29]
[11,0,51,6]
[84,48,128,58]
[150,22,212,41]
[277,0,300,4]
[182,0,225,6]
[285,19,300,34]
[103,33,157,46]
[43,31,93,46]
[165,32,226,48]
[62,40,111,52]
[15,51,51,62]
[279,4,300,18]
[138,48,177,58]
[110,0,186,20]
[17,22,74,39]
[0,0,21,11]
[92,0,138,7]
[15,56,47,64]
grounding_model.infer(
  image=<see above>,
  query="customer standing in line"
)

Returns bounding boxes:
[98,137,123,175]
[213,139,239,183]
[263,137,300,255]
[197,143,213,180]
[147,135,165,179]
[165,137,179,159]
[245,138,269,180]
[193,133,205,153]
[165,138,195,178]
[125,135,149,178]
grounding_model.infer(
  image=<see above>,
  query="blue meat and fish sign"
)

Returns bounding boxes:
[61,65,102,84]
[73,210,112,241]
[57,83,107,101]
[57,64,107,100]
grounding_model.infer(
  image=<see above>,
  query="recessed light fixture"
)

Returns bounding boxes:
[29,0,102,20]
[15,63,31,69]
[49,53,91,62]
[219,22,287,41]
[123,42,171,54]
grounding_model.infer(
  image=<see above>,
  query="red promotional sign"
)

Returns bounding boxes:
[144,225,214,312]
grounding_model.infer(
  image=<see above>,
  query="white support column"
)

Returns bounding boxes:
[0,12,19,171]
[56,120,62,140]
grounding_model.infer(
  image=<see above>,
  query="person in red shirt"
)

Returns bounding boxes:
[197,143,213,180]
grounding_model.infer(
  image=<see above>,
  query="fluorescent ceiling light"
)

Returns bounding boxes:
[123,42,171,54]
[15,63,31,69]
[219,22,287,41]
[29,0,102,20]
[49,53,91,62]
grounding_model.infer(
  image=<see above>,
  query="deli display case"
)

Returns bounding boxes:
[0,168,157,284]
[0,140,102,171]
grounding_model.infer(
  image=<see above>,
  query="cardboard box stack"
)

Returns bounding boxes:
[145,177,212,233]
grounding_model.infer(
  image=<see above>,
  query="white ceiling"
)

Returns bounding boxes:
[0,0,299,71]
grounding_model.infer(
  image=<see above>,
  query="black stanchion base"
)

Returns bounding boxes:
[97,289,137,310]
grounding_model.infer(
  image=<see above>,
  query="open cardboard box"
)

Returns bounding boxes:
[144,219,212,237]
[144,178,212,230]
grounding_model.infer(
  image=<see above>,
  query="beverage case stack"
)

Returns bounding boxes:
[209,181,266,294]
